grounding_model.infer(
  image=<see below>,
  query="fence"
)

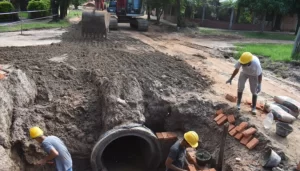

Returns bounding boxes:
[0,9,58,34]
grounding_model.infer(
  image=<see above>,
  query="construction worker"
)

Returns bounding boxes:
[226,52,262,115]
[165,131,199,171]
[29,127,73,171]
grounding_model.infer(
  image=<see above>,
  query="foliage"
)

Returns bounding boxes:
[0,1,18,22]
[0,19,70,32]
[148,0,175,23]
[292,26,300,60]
[72,0,85,9]
[235,43,293,61]
[238,8,251,23]
[27,0,48,18]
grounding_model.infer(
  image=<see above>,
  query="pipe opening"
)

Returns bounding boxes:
[102,136,151,171]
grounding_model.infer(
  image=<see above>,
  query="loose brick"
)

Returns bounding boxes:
[244,99,252,105]
[228,124,235,132]
[214,114,225,122]
[156,133,164,140]
[246,138,259,150]
[161,132,168,139]
[216,109,223,115]
[225,94,237,102]
[187,164,197,171]
[166,132,177,139]
[236,122,248,132]
[240,135,253,145]
[217,116,227,125]
[242,128,257,137]
[186,148,197,164]
[234,133,243,140]
[227,115,235,124]
[229,127,238,136]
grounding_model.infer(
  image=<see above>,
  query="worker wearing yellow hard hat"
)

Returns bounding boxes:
[29,127,73,171]
[226,52,263,115]
[165,131,199,171]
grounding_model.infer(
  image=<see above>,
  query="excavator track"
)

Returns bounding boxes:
[109,16,118,30]
[129,18,148,31]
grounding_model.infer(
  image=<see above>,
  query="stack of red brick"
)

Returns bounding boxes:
[214,109,259,150]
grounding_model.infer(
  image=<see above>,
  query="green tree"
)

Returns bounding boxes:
[221,0,237,29]
[292,29,300,60]
[184,0,201,19]
[148,0,175,24]
[238,0,290,32]
[72,0,85,9]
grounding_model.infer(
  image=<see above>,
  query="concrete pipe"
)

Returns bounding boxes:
[90,123,162,171]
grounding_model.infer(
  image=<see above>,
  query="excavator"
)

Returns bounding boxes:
[82,0,148,38]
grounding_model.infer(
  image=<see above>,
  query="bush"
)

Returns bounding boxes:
[0,1,18,22]
[27,0,48,19]
[239,9,252,24]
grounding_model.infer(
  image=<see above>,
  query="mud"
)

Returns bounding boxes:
[0,22,295,171]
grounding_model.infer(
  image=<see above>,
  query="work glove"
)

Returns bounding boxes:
[256,84,261,93]
[226,78,232,85]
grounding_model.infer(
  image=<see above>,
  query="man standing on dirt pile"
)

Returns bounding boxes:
[226,52,262,115]
[29,127,73,171]
[165,131,199,171]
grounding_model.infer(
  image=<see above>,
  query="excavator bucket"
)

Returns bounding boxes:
[82,10,110,39]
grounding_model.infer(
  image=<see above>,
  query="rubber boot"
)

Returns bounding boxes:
[237,92,243,110]
[251,94,257,115]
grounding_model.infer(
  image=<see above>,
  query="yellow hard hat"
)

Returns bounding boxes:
[29,127,44,139]
[184,131,199,148]
[239,52,253,64]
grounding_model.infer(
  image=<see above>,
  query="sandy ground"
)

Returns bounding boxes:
[0,28,66,47]
[125,24,300,167]
[0,20,299,170]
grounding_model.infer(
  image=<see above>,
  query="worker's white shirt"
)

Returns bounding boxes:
[235,56,262,76]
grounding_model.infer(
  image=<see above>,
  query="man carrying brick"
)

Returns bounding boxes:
[226,52,263,115]
[165,131,199,171]
[29,127,73,171]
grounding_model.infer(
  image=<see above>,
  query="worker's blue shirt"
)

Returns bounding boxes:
[166,140,186,171]
[42,136,72,171]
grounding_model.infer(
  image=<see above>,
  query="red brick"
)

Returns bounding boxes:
[156,133,164,140]
[225,94,237,102]
[216,109,223,115]
[166,132,177,139]
[229,127,238,136]
[234,133,243,140]
[227,115,235,124]
[214,114,225,122]
[186,148,197,164]
[228,124,235,132]
[236,122,248,132]
[240,135,253,145]
[242,128,257,137]
[217,116,227,125]
[187,164,197,171]
[246,138,259,150]
[244,99,252,105]
[161,132,168,139]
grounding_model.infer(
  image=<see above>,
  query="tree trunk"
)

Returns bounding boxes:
[292,26,300,60]
[176,0,182,27]
[75,5,78,10]
[235,5,240,23]
[252,12,255,24]
[170,6,172,15]
[147,5,150,20]
[272,14,277,30]
[261,12,266,32]
[156,8,160,23]
[229,7,234,30]
[51,0,59,21]
[202,5,206,23]
[295,13,300,35]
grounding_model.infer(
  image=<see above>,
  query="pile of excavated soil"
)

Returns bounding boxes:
[0,23,282,171]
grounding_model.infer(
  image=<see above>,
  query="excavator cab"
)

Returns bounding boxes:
[109,0,148,31]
